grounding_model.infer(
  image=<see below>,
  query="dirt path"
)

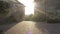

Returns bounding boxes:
[3,21,60,34]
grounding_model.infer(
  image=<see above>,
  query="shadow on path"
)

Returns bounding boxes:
[0,21,21,34]
[35,22,60,34]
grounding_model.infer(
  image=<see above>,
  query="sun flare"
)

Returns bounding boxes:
[18,0,34,15]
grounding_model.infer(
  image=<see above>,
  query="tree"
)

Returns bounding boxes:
[34,0,60,23]
[24,14,34,21]
[0,0,25,24]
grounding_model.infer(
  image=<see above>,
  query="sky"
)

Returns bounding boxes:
[18,0,34,15]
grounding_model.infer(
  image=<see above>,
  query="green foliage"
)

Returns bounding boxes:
[0,1,25,24]
[33,13,60,23]
[47,17,60,23]
[0,1,9,17]
[32,12,46,22]
[24,14,34,21]
[34,0,60,23]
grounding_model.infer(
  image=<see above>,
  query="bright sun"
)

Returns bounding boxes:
[18,0,34,15]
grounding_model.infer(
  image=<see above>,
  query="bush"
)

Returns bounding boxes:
[47,17,60,23]
[24,14,34,21]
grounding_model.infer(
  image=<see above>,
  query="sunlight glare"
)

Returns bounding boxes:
[18,0,34,15]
